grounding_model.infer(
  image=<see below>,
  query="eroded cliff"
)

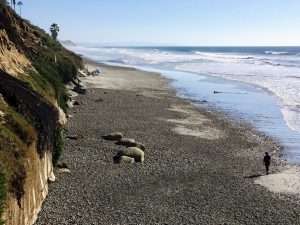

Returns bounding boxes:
[0,2,82,224]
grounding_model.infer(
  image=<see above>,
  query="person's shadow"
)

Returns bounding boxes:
[243,174,265,179]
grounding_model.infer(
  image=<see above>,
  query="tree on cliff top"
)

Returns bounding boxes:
[17,1,22,16]
[50,23,60,41]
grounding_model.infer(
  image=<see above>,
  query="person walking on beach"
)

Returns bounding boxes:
[263,152,271,175]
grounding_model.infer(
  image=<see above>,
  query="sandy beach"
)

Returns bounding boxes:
[35,61,300,225]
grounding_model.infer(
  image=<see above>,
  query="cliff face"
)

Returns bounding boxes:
[0,3,82,225]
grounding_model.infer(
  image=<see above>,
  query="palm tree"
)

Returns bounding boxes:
[17,1,22,16]
[50,23,60,41]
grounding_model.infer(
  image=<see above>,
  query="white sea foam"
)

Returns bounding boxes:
[265,51,289,55]
[69,46,300,134]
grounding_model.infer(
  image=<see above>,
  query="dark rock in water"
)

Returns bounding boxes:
[102,132,123,141]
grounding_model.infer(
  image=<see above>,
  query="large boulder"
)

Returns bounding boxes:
[125,142,145,151]
[115,138,145,151]
[113,155,135,164]
[115,138,135,146]
[102,132,123,141]
[117,147,144,163]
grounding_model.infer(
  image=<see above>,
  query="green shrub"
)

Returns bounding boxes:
[56,54,77,83]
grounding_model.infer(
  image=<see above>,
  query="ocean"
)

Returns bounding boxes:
[68,45,300,163]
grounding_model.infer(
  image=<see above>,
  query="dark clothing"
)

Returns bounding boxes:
[265,164,270,174]
[264,155,271,174]
[264,155,271,165]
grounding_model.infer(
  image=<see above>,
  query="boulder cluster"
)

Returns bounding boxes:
[102,132,145,163]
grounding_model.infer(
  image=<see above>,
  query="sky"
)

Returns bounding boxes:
[19,0,300,46]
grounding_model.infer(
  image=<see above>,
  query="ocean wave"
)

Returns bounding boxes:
[262,61,281,66]
[174,61,300,133]
[71,45,300,134]
[265,51,289,55]
[281,106,300,133]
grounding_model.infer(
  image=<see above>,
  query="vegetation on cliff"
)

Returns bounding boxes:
[0,93,37,216]
[0,3,82,109]
[0,2,82,223]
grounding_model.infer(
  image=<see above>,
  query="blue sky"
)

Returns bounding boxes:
[20,0,300,46]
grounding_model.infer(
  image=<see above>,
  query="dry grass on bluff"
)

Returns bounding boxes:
[0,100,37,208]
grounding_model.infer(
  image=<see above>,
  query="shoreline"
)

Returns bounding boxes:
[83,59,300,196]
[82,55,300,164]
[36,59,300,224]
[84,59,287,159]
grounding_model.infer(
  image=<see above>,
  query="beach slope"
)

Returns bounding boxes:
[36,62,300,225]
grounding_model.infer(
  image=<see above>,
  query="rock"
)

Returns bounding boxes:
[117,147,144,163]
[95,98,103,103]
[73,86,86,95]
[58,168,71,174]
[125,142,145,151]
[67,134,85,140]
[113,155,135,164]
[102,132,123,141]
[57,162,69,169]
[0,110,5,118]
[48,171,56,182]
[58,107,67,125]
[67,100,74,108]
[115,138,136,146]
[73,101,81,106]
[115,138,145,151]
